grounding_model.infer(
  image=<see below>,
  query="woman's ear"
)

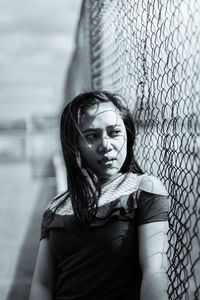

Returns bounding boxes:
[76,151,89,178]
[75,150,82,168]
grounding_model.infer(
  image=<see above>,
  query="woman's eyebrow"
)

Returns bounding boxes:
[82,124,122,133]
[108,124,122,129]
[82,128,100,133]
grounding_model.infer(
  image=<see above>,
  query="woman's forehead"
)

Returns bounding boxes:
[81,101,121,117]
[80,102,124,128]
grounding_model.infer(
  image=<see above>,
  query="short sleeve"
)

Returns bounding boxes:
[40,192,70,240]
[136,190,170,225]
[40,210,52,240]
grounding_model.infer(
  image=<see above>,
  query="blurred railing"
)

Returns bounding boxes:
[0,116,59,178]
[64,1,200,299]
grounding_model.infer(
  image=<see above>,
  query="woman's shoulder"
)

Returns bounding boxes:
[138,174,168,196]
[47,191,67,208]
[46,191,74,215]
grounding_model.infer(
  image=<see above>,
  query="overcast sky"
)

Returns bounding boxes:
[0,0,82,121]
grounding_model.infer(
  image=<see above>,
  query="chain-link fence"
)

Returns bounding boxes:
[64,1,200,299]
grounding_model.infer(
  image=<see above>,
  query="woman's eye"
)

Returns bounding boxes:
[85,133,98,142]
[110,130,121,137]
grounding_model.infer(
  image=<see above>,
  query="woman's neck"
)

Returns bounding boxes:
[99,173,123,189]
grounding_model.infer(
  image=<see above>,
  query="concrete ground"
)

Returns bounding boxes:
[0,161,56,300]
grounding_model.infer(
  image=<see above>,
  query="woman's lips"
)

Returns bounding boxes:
[98,157,116,164]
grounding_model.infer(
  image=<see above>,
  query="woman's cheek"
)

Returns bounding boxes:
[83,143,96,157]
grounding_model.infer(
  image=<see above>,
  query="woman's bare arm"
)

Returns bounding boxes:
[29,238,56,300]
[138,221,169,300]
[138,175,169,299]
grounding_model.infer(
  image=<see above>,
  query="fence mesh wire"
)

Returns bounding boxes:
[64,1,200,299]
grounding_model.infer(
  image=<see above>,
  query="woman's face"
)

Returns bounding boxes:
[78,101,127,183]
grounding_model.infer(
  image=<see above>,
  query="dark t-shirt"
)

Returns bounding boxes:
[41,173,169,300]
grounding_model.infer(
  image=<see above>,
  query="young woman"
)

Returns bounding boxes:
[29,91,169,300]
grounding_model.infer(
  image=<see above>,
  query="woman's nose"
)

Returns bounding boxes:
[98,136,112,153]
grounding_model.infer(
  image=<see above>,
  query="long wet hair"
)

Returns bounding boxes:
[60,91,143,226]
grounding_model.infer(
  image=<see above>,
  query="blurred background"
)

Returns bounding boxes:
[0,1,82,299]
[0,0,200,299]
